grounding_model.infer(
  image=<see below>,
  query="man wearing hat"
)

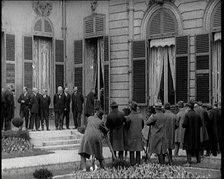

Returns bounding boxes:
[106,101,126,160]
[194,101,209,156]
[174,101,186,156]
[182,100,202,166]
[125,101,144,165]
[164,102,178,165]
[146,102,167,165]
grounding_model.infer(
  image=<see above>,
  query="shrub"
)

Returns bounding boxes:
[33,168,53,179]
[12,117,23,128]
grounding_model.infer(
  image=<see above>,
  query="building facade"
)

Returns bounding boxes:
[1,0,221,116]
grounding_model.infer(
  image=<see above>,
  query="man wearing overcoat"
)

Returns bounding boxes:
[106,101,126,160]
[40,89,51,130]
[64,87,71,129]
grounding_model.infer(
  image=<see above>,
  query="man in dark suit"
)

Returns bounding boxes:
[85,88,96,118]
[18,87,30,130]
[54,86,65,130]
[72,86,84,129]
[40,89,51,130]
[64,87,71,129]
[2,85,14,131]
[29,87,40,131]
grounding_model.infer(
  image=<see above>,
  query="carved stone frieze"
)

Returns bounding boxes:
[32,1,53,17]
[90,0,98,13]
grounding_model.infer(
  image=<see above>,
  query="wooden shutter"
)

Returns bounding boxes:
[163,10,176,34]
[84,14,105,38]
[149,10,162,36]
[55,39,64,91]
[74,40,83,94]
[55,65,64,90]
[103,36,110,114]
[6,34,15,61]
[6,63,15,84]
[195,34,210,103]
[23,36,33,90]
[132,40,147,105]
[212,2,221,31]
[55,40,64,62]
[175,36,189,103]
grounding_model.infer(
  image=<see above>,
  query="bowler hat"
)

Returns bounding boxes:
[110,101,118,107]
[154,102,162,110]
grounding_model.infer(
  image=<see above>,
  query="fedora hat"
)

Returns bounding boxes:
[110,101,118,107]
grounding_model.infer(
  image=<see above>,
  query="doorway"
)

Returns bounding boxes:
[33,36,52,98]
[148,44,175,105]
[84,37,104,109]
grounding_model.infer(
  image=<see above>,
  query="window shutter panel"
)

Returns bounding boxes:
[24,62,33,89]
[95,14,105,36]
[44,19,52,33]
[74,67,83,94]
[84,16,94,37]
[132,40,147,105]
[55,65,64,90]
[74,40,83,64]
[163,10,176,34]
[6,64,15,84]
[74,40,83,94]
[23,36,33,90]
[195,34,210,103]
[175,36,189,103]
[103,36,110,114]
[149,10,162,36]
[212,2,221,30]
[55,40,64,62]
[34,19,42,32]
[6,34,15,61]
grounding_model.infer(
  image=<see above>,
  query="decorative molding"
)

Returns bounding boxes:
[32,1,53,17]
[148,0,175,6]
[90,0,98,13]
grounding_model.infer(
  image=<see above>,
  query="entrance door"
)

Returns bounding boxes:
[148,45,175,105]
[33,37,52,96]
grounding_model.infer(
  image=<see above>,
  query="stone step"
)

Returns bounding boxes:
[42,139,82,146]
[34,143,81,151]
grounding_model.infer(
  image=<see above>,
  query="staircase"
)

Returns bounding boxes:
[29,130,83,151]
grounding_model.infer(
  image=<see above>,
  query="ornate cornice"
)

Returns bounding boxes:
[148,0,175,6]
[32,1,53,17]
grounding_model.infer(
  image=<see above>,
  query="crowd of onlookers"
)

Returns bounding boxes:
[78,98,221,170]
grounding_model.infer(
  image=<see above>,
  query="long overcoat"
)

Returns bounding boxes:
[146,111,167,154]
[182,109,202,150]
[53,93,65,113]
[29,93,39,114]
[175,108,186,145]
[125,111,144,152]
[207,108,220,142]
[164,110,177,150]
[78,115,106,160]
[194,106,209,142]
[72,92,84,112]
[18,92,30,115]
[106,109,126,151]
[40,95,51,117]
[2,89,14,119]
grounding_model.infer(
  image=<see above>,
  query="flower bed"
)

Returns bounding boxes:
[72,163,210,179]
[2,130,32,153]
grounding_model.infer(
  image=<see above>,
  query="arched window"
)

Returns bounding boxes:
[33,17,54,37]
[147,8,178,38]
[211,1,221,32]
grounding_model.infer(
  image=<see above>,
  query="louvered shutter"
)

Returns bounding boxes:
[163,10,177,35]
[175,36,189,103]
[103,36,110,114]
[195,34,211,103]
[6,34,15,88]
[132,40,147,105]
[74,40,83,94]
[55,65,64,90]
[55,40,64,62]
[23,36,33,90]
[211,2,221,31]
[55,39,64,91]
[6,34,15,61]
[84,14,105,38]
[148,10,162,36]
